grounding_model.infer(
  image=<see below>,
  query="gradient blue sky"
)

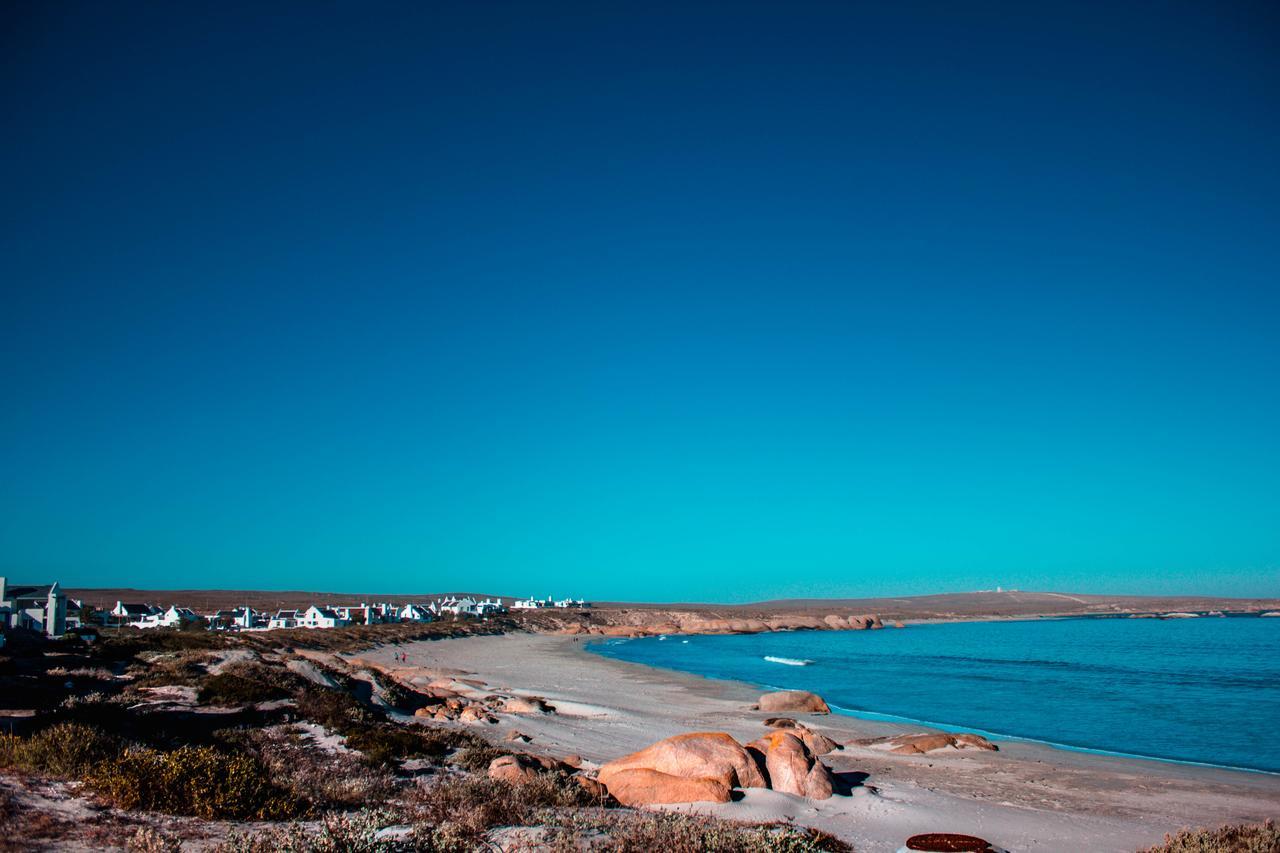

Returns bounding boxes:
[2,2,1277,601]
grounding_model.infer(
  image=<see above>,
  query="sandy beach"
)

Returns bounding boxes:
[357,633,1280,852]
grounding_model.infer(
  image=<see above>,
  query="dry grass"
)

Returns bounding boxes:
[0,721,298,820]
[230,725,396,808]
[1141,820,1280,853]
[536,810,853,852]
[128,650,216,688]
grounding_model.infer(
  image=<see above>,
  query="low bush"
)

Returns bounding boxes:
[1142,820,1280,853]
[407,772,596,846]
[94,630,228,661]
[0,722,122,776]
[216,808,402,852]
[344,724,436,767]
[198,662,295,705]
[447,740,507,772]
[296,685,378,731]
[225,725,396,809]
[84,744,298,820]
[130,651,213,688]
[548,811,852,852]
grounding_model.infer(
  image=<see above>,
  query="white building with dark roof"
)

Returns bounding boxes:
[0,577,67,637]
[298,606,348,629]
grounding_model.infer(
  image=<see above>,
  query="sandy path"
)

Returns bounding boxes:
[363,634,1280,852]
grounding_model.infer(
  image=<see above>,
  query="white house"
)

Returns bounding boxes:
[436,596,480,616]
[298,606,348,629]
[130,605,199,629]
[111,601,159,624]
[554,598,589,609]
[211,606,263,630]
[0,577,67,637]
[267,609,300,630]
[398,603,433,622]
[512,596,551,610]
[370,602,399,622]
[477,598,506,615]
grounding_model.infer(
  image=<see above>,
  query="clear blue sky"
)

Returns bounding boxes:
[2,2,1277,601]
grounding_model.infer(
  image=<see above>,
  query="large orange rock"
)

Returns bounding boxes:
[798,728,840,755]
[746,731,834,799]
[488,754,542,783]
[597,768,731,805]
[756,690,830,714]
[597,732,767,803]
[502,696,555,714]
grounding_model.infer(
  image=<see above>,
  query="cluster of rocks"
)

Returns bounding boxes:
[488,753,610,800]
[410,678,557,725]
[481,690,847,808]
[594,727,838,806]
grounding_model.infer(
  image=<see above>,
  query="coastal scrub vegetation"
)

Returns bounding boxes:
[217,777,851,852]
[0,721,298,820]
[1142,820,1280,853]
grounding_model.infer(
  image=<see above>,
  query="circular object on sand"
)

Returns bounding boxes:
[905,833,991,852]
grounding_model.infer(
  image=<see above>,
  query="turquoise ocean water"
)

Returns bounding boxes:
[588,616,1280,773]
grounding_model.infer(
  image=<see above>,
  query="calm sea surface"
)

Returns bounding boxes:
[588,616,1280,773]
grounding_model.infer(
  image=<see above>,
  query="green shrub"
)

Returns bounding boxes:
[85,744,298,820]
[1141,820,1280,853]
[0,722,121,776]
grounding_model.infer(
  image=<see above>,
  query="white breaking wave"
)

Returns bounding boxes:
[763,655,814,666]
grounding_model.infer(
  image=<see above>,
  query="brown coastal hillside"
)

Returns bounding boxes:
[63,588,1280,634]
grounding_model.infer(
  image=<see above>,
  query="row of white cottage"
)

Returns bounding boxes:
[112,596,519,631]
[264,597,511,630]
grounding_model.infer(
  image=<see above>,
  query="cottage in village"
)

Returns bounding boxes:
[111,602,160,625]
[130,605,200,629]
[298,605,348,629]
[398,603,433,622]
[0,577,67,637]
[268,609,300,629]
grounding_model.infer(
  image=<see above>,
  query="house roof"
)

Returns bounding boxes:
[4,584,56,601]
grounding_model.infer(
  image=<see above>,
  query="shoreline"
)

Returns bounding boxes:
[588,641,1280,778]
[360,632,1280,852]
